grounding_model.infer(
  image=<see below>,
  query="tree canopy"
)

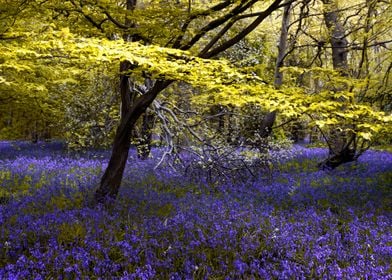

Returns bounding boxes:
[1,0,390,139]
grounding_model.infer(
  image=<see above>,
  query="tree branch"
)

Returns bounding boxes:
[180,0,259,51]
[202,0,284,58]
[170,0,236,48]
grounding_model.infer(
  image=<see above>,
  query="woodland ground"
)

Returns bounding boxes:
[0,141,391,279]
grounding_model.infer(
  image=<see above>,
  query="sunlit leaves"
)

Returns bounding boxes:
[0,0,391,144]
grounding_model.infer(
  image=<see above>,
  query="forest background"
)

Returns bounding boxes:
[0,0,391,203]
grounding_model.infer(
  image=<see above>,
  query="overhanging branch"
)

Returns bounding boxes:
[202,0,284,58]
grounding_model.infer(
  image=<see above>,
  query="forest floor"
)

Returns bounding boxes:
[0,141,391,279]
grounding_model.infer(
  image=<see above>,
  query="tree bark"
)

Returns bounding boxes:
[322,0,349,74]
[94,0,151,204]
[274,1,292,87]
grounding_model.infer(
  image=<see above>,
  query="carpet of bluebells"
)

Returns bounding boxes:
[0,141,391,279]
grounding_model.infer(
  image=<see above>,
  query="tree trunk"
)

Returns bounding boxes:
[94,80,171,204]
[136,109,156,160]
[319,0,356,169]
[319,146,356,169]
[322,0,349,74]
[274,1,292,87]
[94,0,144,204]
[259,111,277,138]
[258,1,291,143]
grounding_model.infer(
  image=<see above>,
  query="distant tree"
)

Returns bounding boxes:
[317,0,391,168]
[270,0,391,167]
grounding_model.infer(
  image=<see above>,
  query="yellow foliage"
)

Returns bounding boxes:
[0,1,391,143]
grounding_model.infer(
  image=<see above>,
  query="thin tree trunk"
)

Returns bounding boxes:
[137,109,156,160]
[123,0,156,160]
[259,0,292,141]
[274,1,292,87]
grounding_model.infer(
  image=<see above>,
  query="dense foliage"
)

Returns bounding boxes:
[0,141,391,278]
[1,0,391,145]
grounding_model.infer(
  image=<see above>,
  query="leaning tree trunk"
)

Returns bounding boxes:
[94,80,171,204]
[94,0,155,204]
[94,61,132,203]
